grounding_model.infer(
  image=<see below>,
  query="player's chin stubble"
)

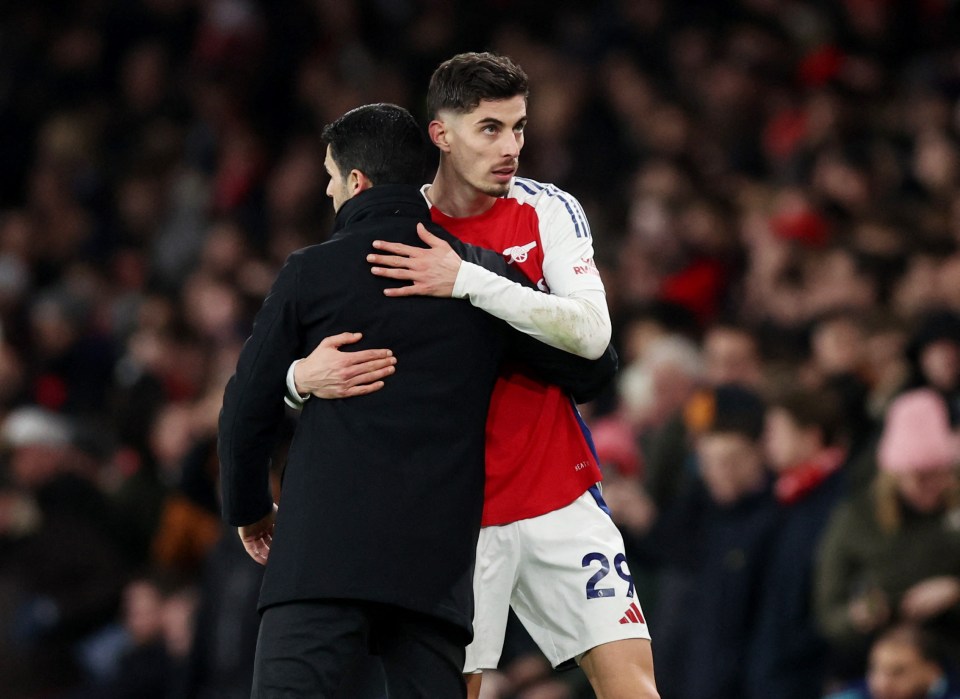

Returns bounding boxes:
[481,182,511,197]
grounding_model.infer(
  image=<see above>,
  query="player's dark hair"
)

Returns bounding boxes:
[321,103,427,186]
[427,52,529,118]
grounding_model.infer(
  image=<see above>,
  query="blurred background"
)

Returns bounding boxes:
[1,1,960,698]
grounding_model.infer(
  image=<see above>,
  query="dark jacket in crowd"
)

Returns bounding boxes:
[747,468,847,699]
[181,530,263,699]
[649,480,780,699]
[0,473,128,696]
[218,184,615,639]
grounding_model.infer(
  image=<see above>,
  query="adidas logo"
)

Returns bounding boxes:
[619,602,646,625]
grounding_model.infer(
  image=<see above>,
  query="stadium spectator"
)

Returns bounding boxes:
[746,385,851,699]
[643,320,765,511]
[816,389,960,684]
[823,623,960,699]
[0,406,128,697]
[648,384,778,699]
[905,310,960,421]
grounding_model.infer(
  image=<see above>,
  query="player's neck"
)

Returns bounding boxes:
[427,165,497,219]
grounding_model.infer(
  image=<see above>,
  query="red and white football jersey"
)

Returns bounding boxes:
[425,177,606,526]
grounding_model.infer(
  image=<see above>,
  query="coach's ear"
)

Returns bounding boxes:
[348,169,374,196]
[428,118,451,153]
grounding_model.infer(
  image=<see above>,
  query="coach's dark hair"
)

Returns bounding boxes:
[321,103,427,186]
[427,52,529,118]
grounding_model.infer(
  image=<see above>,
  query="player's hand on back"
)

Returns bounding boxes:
[295,332,396,399]
[368,222,461,297]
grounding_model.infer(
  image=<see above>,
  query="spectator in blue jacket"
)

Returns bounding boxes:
[648,383,778,699]
[746,385,851,699]
[825,623,960,699]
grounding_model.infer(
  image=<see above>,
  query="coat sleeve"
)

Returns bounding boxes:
[218,254,303,526]
[505,335,618,404]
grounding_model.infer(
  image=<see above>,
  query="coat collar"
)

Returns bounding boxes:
[332,185,431,238]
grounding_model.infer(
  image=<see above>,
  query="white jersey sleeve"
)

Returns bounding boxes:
[451,180,611,359]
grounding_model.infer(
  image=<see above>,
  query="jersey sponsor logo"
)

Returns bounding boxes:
[619,601,646,625]
[502,241,537,264]
[573,257,600,276]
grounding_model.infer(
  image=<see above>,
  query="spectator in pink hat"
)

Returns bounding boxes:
[815,389,960,686]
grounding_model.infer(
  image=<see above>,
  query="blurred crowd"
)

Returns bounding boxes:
[1,0,960,698]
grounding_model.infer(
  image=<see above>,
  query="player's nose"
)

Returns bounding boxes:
[501,132,521,158]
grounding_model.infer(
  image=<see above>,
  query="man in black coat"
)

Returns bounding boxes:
[217,103,614,699]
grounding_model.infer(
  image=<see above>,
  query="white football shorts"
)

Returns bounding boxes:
[464,486,651,671]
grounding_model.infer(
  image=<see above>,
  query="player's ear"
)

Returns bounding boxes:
[428,119,451,153]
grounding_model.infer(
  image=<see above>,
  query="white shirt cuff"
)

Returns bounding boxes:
[285,359,309,409]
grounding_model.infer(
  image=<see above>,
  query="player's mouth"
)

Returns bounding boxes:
[491,166,516,182]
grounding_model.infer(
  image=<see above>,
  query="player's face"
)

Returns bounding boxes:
[324,145,351,212]
[437,95,526,197]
